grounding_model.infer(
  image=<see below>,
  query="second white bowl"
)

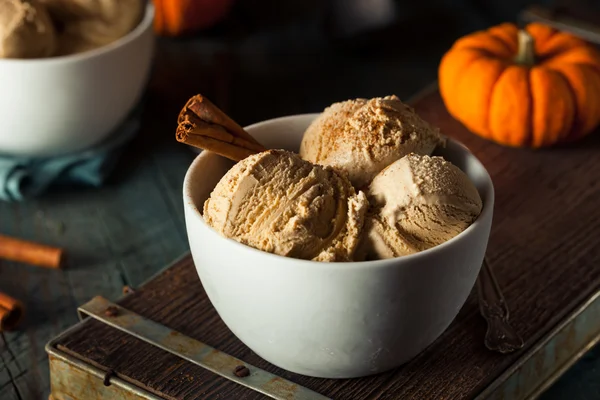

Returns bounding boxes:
[0,4,155,157]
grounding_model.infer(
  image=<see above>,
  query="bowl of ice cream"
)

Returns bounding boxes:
[0,0,154,157]
[182,97,494,378]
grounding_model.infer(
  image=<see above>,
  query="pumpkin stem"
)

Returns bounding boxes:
[514,29,535,66]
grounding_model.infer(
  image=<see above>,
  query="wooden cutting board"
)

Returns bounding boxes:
[47,87,600,400]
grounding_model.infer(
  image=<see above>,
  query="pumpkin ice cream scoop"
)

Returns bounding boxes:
[0,0,57,59]
[359,153,482,260]
[299,95,445,188]
[203,149,368,262]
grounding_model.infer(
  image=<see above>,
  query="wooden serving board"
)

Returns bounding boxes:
[47,88,600,400]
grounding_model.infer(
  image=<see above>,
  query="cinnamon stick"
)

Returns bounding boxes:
[179,111,265,152]
[176,128,259,161]
[0,292,24,332]
[0,234,63,269]
[180,95,261,145]
[176,94,267,162]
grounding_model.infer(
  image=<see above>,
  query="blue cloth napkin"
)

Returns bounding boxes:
[0,106,142,202]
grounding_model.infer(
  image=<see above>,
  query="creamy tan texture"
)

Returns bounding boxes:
[203,150,369,262]
[359,153,482,260]
[300,95,445,188]
[40,0,143,55]
[0,0,56,59]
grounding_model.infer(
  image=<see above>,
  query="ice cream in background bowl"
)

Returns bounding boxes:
[0,0,57,59]
[0,0,154,156]
[1,0,144,59]
[183,110,494,378]
[39,0,145,56]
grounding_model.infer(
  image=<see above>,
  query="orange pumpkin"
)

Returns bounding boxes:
[439,23,600,147]
[154,0,235,37]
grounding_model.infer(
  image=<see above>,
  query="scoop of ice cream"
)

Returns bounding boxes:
[203,150,368,262]
[0,0,56,59]
[300,95,445,188]
[360,153,482,260]
[40,0,143,55]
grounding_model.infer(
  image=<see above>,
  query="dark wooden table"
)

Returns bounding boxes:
[1,7,599,398]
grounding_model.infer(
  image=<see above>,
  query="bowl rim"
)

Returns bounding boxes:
[0,3,154,65]
[183,113,495,271]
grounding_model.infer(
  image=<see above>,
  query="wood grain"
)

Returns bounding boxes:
[53,89,600,399]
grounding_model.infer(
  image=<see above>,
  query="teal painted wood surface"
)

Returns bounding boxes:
[0,101,193,399]
[540,344,600,399]
[1,4,599,397]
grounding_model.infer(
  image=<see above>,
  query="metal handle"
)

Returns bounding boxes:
[78,296,330,400]
[476,259,524,354]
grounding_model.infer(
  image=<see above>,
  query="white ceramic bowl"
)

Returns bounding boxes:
[183,114,494,378]
[0,4,155,157]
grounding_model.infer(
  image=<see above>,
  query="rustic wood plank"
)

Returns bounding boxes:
[54,89,600,399]
[0,195,82,399]
[0,358,12,389]
[0,386,20,400]
[13,354,51,400]
[0,335,23,399]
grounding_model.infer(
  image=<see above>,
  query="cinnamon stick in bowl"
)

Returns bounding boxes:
[176,94,267,162]
[0,292,24,332]
[0,234,63,269]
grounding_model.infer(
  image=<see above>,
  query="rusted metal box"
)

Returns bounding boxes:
[46,89,600,399]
